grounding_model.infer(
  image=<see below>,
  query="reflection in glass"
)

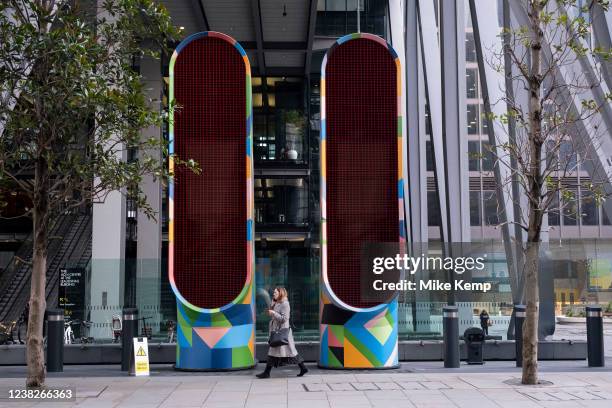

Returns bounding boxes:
[582,190,598,226]
[483,190,499,225]
[426,139,434,172]
[470,190,481,226]
[253,77,307,164]
[255,178,309,226]
[316,0,387,37]
[466,32,477,62]
[559,140,578,172]
[548,192,560,226]
[255,247,318,341]
[481,141,493,171]
[563,190,578,226]
[466,68,478,99]
[467,104,478,135]
[468,140,480,171]
[427,191,441,226]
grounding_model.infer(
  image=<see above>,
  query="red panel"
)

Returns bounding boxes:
[326,38,398,309]
[173,37,246,309]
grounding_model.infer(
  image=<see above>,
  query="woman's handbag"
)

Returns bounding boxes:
[268,327,290,347]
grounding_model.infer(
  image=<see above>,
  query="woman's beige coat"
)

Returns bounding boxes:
[268,300,298,358]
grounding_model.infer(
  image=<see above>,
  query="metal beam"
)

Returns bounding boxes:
[405,0,428,243]
[251,66,305,76]
[440,0,470,244]
[191,0,210,31]
[416,0,450,244]
[250,0,266,75]
[240,41,308,51]
[304,0,318,76]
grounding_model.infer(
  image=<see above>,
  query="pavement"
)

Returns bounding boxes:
[1,361,612,407]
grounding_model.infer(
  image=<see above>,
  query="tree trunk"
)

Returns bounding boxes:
[26,156,49,388]
[521,0,545,385]
[522,241,540,384]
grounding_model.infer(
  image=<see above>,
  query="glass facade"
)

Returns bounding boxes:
[255,246,318,341]
[3,0,612,348]
[316,0,387,37]
[253,77,308,164]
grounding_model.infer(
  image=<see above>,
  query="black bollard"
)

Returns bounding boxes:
[121,307,138,371]
[443,306,460,368]
[586,305,604,367]
[46,309,64,372]
[514,304,525,367]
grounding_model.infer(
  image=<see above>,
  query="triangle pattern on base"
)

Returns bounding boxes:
[344,337,373,368]
[194,326,230,349]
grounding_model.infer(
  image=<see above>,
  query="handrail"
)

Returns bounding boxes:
[0,213,91,322]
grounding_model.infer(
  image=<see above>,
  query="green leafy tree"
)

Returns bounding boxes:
[0,0,195,387]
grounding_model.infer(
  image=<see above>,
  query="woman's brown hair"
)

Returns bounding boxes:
[274,287,288,301]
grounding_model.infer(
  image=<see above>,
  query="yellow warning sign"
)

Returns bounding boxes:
[132,337,150,376]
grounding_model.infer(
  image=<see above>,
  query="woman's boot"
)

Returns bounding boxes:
[297,362,308,377]
[256,362,272,379]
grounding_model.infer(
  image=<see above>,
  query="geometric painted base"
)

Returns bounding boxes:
[175,301,255,370]
[319,293,398,369]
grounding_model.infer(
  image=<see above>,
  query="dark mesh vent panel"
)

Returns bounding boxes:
[326,38,398,309]
[173,37,247,309]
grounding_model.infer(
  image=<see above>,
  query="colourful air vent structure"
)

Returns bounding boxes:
[169,32,255,371]
[319,33,405,369]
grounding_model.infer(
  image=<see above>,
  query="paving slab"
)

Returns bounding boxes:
[1,362,612,407]
[327,382,354,391]
[350,382,378,391]
[373,382,401,390]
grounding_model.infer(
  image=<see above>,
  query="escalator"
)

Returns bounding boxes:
[0,212,92,323]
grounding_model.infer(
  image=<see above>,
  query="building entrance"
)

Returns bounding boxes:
[255,243,319,342]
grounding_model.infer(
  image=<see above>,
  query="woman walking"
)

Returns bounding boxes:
[256,287,308,378]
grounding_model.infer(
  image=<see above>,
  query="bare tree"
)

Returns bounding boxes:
[479,0,611,384]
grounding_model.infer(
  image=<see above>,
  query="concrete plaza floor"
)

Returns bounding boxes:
[1,361,612,407]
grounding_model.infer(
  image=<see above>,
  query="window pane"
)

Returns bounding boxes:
[470,191,482,226]
[546,140,558,170]
[563,190,578,226]
[481,142,493,171]
[480,104,488,134]
[316,0,386,37]
[255,178,308,225]
[466,32,477,62]
[468,141,480,171]
[255,247,317,341]
[466,68,478,99]
[548,192,560,226]
[426,140,434,172]
[427,191,441,226]
[559,141,577,172]
[467,104,478,135]
[253,78,306,164]
[581,190,598,226]
[483,190,499,225]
